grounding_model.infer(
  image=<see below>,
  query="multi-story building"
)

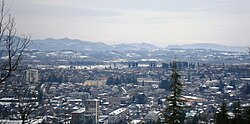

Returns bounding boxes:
[84,80,106,86]
[108,108,128,124]
[71,99,100,124]
[26,69,39,83]
[71,108,85,124]
[85,99,100,124]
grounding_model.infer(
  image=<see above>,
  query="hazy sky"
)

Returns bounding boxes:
[8,0,250,47]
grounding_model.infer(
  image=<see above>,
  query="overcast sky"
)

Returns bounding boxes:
[8,0,250,47]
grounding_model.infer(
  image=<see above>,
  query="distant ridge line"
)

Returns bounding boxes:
[29,37,247,52]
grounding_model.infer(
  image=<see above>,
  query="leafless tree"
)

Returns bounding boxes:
[11,72,43,124]
[0,0,30,84]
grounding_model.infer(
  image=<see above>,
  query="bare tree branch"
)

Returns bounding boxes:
[0,0,30,84]
[11,71,41,124]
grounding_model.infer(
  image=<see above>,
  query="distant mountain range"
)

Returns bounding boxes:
[166,43,247,52]
[30,38,112,51]
[29,38,248,52]
[30,38,160,51]
[113,42,159,51]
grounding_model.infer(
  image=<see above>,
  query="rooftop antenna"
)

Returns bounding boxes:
[248,46,250,55]
[174,54,177,62]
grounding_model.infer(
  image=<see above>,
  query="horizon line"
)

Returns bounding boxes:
[31,37,249,48]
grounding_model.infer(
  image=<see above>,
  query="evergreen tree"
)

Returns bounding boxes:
[115,77,121,85]
[159,79,170,91]
[106,76,114,85]
[232,99,241,124]
[164,61,185,124]
[244,106,250,124]
[243,83,250,94]
[216,99,228,124]
[156,117,161,124]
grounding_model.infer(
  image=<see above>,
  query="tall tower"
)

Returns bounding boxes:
[248,46,250,55]
[26,69,39,83]
[85,99,100,124]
